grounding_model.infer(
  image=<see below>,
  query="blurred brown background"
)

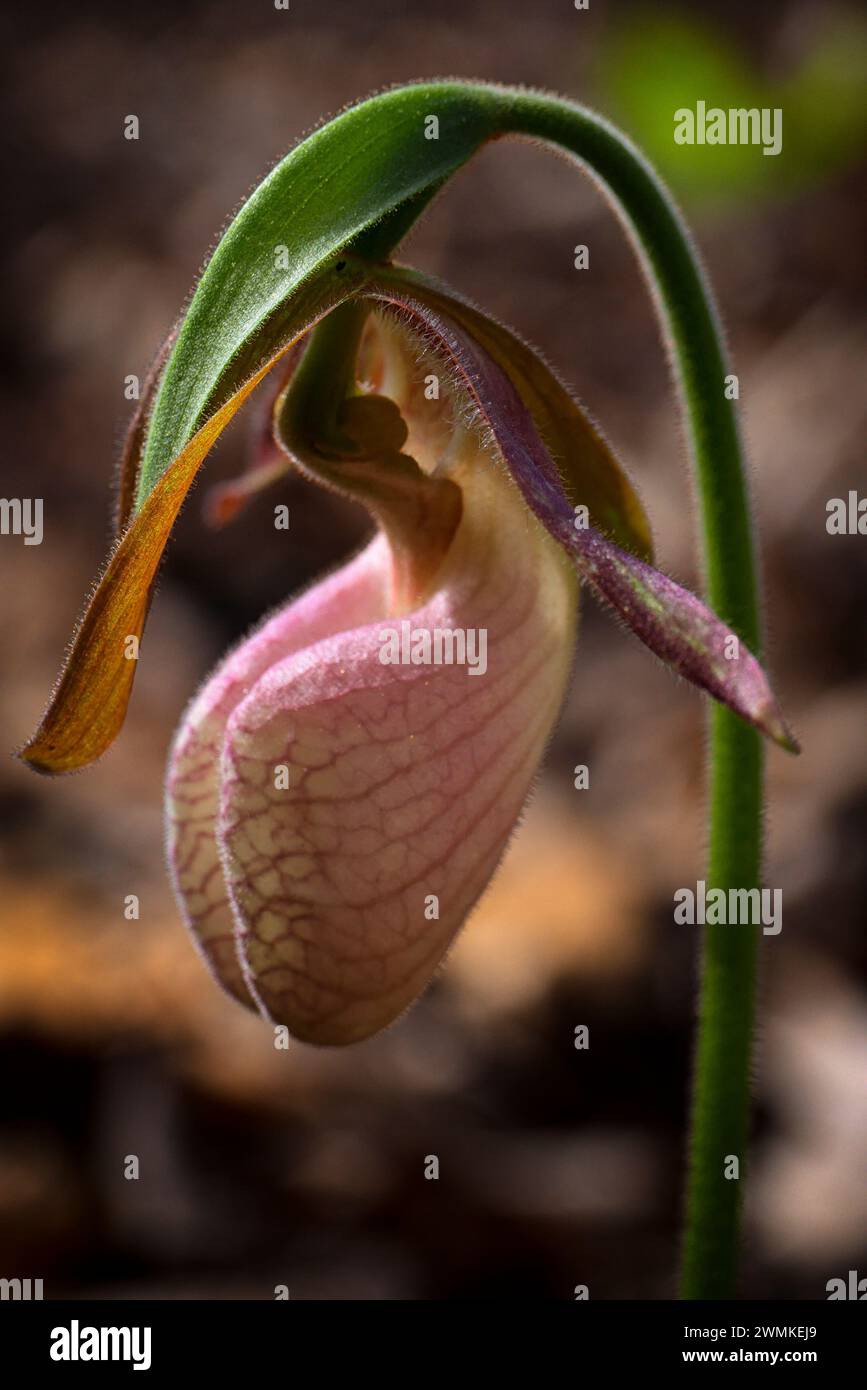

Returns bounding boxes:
[1,0,865,1299]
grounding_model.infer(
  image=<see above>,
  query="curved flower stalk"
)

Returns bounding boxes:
[20,82,798,1297]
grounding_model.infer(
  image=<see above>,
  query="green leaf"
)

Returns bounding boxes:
[137,83,505,506]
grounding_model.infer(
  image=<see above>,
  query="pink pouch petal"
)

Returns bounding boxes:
[217,454,578,1043]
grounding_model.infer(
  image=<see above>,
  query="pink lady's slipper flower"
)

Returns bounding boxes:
[22,267,794,1046]
[159,280,793,1045]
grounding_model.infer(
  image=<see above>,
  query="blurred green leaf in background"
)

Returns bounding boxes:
[599,8,867,207]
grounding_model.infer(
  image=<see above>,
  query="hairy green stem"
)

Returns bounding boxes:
[496,93,764,1298]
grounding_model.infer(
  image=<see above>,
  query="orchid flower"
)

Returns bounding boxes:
[21,83,798,1297]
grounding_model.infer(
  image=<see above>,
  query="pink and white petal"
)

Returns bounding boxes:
[218,452,579,1044]
[165,536,391,1006]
